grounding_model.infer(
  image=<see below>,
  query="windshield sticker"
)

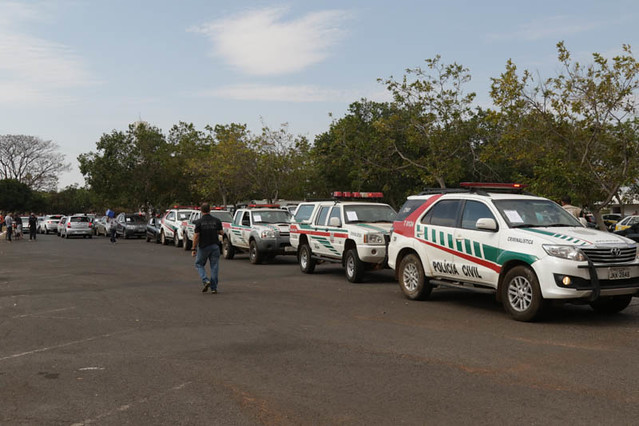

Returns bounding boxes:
[504,210,523,223]
[346,211,358,221]
[253,214,262,222]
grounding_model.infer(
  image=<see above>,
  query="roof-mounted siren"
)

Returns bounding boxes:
[247,204,281,209]
[459,182,527,193]
[332,191,384,199]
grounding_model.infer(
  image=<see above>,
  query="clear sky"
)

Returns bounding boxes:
[1,0,636,188]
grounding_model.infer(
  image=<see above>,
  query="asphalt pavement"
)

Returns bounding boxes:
[2,233,639,425]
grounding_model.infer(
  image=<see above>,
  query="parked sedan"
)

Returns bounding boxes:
[60,215,93,238]
[93,216,109,236]
[115,213,146,239]
[56,216,67,236]
[145,217,162,243]
[614,215,639,232]
[40,215,63,234]
[614,223,639,243]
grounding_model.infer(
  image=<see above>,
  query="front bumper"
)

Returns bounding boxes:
[356,244,387,264]
[255,236,295,255]
[533,256,639,299]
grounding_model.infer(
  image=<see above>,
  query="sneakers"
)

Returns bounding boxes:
[201,279,211,293]
[210,289,217,294]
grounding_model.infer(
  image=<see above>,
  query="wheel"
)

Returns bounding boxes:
[161,231,168,245]
[501,266,544,322]
[183,236,191,251]
[88,235,92,239]
[344,248,364,283]
[299,243,316,273]
[146,234,151,242]
[398,253,431,300]
[223,237,235,259]
[249,240,262,264]
[173,233,181,247]
[123,231,128,240]
[590,295,633,314]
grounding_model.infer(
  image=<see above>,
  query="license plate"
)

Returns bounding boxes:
[609,267,630,280]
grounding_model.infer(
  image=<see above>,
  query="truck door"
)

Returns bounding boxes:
[418,199,461,280]
[311,206,331,255]
[452,200,501,286]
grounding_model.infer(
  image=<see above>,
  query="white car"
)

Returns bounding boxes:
[387,183,639,321]
[159,207,198,247]
[182,209,233,251]
[222,206,293,263]
[289,192,397,282]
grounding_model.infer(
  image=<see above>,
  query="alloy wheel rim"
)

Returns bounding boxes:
[508,276,533,312]
[403,263,419,291]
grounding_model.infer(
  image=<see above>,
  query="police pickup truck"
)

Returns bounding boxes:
[289,192,397,282]
[222,205,294,264]
[388,183,639,321]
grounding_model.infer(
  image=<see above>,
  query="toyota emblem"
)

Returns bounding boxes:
[611,247,622,257]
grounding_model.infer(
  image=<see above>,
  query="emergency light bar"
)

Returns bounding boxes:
[459,182,527,189]
[332,191,384,199]
[247,204,281,208]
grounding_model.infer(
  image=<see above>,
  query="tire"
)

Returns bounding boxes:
[398,253,432,300]
[249,240,262,264]
[146,234,151,243]
[161,231,168,245]
[173,233,181,247]
[299,243,316,274]
[344,248,364,283]
[223,237,235,260]
[183,237,191,251]
[590,295,633,314]
[88,235,92,239]
[501,265,544,322]
[123,231,128,240]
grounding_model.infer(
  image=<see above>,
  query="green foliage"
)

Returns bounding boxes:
[0,179,33,212]
[489,42,639,228]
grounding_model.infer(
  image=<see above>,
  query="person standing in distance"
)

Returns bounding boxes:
[191,203,223,293]
[28,213,37,241]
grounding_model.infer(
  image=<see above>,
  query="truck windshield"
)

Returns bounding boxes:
[493,199,582,228]
[252,210,291,224]
[344,204,396,224]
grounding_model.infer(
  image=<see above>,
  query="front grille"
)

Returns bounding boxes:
[582,246,637,264]
[279,232,290,237]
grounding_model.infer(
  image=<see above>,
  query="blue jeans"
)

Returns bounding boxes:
[195,244,220,289]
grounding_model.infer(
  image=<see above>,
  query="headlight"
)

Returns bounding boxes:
[260,229,276,238]
[364,233,385,245]
[543,245,586,261]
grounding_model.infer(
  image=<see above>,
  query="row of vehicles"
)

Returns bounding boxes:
[49,186,639,322]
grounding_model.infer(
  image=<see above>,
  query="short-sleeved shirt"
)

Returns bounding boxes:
[194,214,222,248]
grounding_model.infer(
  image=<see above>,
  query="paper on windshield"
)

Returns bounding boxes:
[504,210,524,223]
[253,214,262,222]
[346,211,358,221]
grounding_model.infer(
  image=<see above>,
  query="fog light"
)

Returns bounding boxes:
[371,249,377,255]
[562,276,572,286]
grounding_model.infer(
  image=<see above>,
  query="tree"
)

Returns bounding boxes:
[252,123,312,202]
[188,124,256,206]
[378,56,478,188]
[78,122,174,210]
[0,179,33,212]
[0,135,70,191]
[311,100,420,206]
[490,42,639,229]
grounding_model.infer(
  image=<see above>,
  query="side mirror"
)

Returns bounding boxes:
[328,217,341,227]
[476,218,497,231]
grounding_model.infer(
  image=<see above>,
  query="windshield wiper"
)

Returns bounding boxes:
[371,219,392,223]
[510,223,542,228]
[544,224,575,227]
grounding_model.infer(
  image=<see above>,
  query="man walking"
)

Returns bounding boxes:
[28,213,37,240]
[5,213,13,242]
[191,203,223,293]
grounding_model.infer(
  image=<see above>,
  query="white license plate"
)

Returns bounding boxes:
[609,267,630,280]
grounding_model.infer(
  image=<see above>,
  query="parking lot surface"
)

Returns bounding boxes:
[2,235,639,425]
